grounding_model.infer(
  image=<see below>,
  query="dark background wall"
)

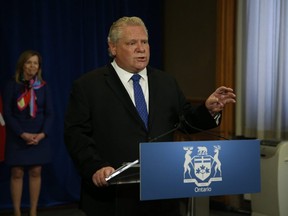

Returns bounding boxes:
[0,0,164,209]
[164,0,216,99]
[0,0,216,210]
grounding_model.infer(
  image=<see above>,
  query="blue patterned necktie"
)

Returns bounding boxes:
[131,74,148,129]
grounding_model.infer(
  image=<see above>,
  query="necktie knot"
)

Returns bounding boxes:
[131,74,141,82]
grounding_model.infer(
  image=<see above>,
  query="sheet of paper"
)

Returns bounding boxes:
[105,159,139,181]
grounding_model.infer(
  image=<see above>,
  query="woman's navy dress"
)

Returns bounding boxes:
[3,79,53,166]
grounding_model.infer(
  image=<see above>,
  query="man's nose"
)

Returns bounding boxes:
[136,42,145,52]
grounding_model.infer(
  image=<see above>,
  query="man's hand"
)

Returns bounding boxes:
[205,86,236,115]
[92,166,115,187]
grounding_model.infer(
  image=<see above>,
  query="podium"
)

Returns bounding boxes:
[107,139,260,216]
[139,139,260,200]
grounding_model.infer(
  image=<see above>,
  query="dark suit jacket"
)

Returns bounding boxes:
[64,64,218,216]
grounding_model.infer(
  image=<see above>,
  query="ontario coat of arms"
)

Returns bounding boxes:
[183,145,222,187]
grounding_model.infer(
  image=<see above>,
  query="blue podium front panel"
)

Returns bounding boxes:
[140,140,260,200]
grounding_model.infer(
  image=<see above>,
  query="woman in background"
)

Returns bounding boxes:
[3,50,53,216]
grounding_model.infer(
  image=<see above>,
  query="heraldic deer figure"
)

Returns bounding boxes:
[212,145,222,177]
[183,147,194,178]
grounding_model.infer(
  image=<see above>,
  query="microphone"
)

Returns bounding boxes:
[148,114,230,142]
[179,114,230,140]
[149,122,182,142]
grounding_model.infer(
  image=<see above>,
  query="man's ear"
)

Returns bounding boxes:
[108,42,116,56]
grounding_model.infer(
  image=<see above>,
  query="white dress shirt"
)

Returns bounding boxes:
[111,60,149,112]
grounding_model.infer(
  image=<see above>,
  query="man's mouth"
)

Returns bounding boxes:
[136,57,146,61]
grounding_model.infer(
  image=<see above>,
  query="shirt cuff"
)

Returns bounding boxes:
[214,113,221,125]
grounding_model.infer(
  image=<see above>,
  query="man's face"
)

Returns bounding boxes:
[109,25,150,73]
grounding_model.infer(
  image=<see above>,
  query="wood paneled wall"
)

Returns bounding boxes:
[164,0,236,139]
[216,0,236,139]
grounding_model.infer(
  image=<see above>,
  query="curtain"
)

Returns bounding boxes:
[0,0,163,210]
[236,0,288,139]
[0,95,5,162]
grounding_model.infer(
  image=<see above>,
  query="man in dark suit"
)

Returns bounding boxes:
[64,16,236,216]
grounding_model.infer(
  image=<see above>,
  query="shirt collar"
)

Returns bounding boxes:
[111,60,147,83]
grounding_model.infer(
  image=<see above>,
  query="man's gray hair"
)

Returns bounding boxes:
[107,17,149,57]
[108,16,148,44]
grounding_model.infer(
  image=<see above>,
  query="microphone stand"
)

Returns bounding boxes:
[185,197,195,216]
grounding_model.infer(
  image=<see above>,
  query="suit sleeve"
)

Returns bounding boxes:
[175,81,219,133]
[64,80,109,181]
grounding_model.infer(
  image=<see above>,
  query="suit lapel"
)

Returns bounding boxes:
[104,65,147,130]
[146,67,158,130]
